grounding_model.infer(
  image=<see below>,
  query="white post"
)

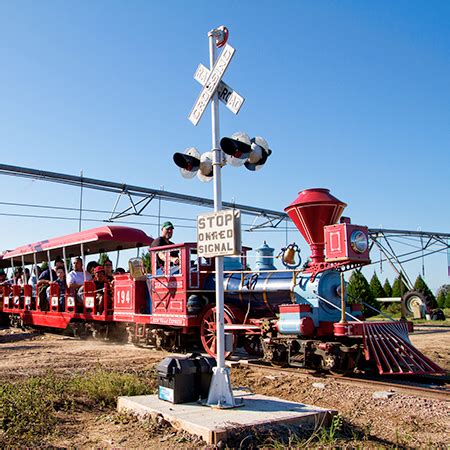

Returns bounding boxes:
[47,250,53,282]
[63,247,68,274]
[81,244,86,282]
[33,253,38,306]
[21,255,27,284]
[206,27,236,408]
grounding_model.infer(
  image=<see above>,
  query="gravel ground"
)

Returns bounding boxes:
[0,325,449,447]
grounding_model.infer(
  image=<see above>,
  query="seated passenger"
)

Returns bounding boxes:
[86,261,99,278]
[46,267,67,311]
[93,266,110,314]
[150,221,179,270]
[30,266,42,296]
[0,269,6,285]
[18,268,31,286]
[13,268,23,285]
[103,259,114,282]
[39,257,64,282]
[67,257,92,290]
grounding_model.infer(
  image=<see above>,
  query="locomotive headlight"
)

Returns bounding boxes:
[350,230,368,253]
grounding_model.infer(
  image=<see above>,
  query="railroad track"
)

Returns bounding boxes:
[231,359,450,402]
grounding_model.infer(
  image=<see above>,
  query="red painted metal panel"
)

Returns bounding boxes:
[325,223,370,263]
[279,303,312,313]
[21,311,71,329]
[114,275,147,315]
[316,321,335,336]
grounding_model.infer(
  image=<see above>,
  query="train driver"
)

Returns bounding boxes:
[150,221,179,270]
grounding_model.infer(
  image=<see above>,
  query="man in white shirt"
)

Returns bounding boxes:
[67,257,92,290]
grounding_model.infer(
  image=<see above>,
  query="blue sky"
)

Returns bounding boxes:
[0,1,448,291]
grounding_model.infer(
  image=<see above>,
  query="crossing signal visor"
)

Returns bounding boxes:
[220,132,272,171]
[173,148,213,182]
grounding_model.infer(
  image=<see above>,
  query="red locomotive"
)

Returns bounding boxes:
[0,188,445,376]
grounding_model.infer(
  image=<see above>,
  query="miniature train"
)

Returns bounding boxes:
[0,188,445,376]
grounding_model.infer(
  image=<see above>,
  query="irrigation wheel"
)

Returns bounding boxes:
[402,290,435,317]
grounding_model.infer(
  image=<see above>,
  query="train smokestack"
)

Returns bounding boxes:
[285,188,347,264]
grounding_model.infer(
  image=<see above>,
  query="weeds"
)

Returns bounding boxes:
[318,414,342,444]
[0,368,155,446]
[69,368,154,407]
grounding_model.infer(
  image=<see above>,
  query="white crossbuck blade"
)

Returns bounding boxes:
[194,63,245,115]
[188,43,236,126]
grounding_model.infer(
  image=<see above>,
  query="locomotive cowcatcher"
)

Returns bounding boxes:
[0,188,445,376]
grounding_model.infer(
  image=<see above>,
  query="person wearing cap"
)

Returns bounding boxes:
[150,221,179,269]
[67,257,92,290]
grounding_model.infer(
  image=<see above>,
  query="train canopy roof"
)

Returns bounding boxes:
[2,226,153,264]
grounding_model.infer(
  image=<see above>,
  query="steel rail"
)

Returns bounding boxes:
[238,360,450,401]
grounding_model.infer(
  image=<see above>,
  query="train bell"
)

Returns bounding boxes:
[278,243,302,269]
[284,246,296,265]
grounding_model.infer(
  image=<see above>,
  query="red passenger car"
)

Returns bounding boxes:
[1,226,152,336]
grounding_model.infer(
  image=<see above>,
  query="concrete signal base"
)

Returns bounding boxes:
[118,390,336,445]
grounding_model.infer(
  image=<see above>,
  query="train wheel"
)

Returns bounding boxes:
[328,350,359,377]
[243,335,263,356]
[199,305,236,358]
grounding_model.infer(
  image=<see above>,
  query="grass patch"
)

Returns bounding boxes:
[369,307,450,325]
[0,368,156,446]
[225,414,377,448]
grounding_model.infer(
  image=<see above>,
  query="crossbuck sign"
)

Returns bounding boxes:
[188,43,244,126]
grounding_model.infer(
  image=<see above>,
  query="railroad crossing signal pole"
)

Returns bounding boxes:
[184,26,249,408]
[205,27,236,408]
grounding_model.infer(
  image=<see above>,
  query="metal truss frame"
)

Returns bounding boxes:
[0,163,448,284]
[368,229,450,289]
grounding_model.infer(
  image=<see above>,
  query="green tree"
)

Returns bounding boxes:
[436,290,446,309]
[141,251,151,273]
[347,270,380,317]
[446,292,450,309]
[391,273,409,298]
[413,274,436,303]
[369,272,386,299]
[98,253,110,266]
[436,284,450,309]
[383,278,392,297]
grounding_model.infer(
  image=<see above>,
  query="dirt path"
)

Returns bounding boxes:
[0,325,449,447]
[409,325,450,370]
